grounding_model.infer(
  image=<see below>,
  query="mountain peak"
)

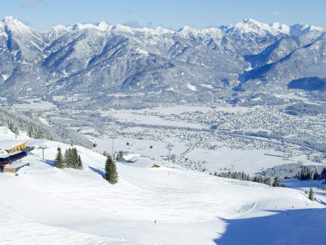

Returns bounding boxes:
[2,16,19,23]
[178,26,200,35]
[290,23,324,37]
[1,16,32,33]
[2,16,27,26]
[271,22,290,33]
[235,19,277,33]
[72,21,113,32]
[221,19,291,39]
[96,21,111,31]
[111,24,134,33]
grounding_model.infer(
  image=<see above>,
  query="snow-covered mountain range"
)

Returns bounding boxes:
[0,16,325,108]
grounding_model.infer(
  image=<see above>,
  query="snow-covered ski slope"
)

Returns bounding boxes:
[0,127,325,245]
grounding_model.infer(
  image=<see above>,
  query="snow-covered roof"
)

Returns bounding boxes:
[0,140,26,150]
[0,149,9,157]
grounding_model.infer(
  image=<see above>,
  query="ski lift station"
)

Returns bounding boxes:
[0,140,33,173]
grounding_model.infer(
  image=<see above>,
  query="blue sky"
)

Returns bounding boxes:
[1,0,325,30]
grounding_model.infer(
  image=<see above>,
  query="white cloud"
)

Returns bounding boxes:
[271,11,280,16]
[21,0,44,8]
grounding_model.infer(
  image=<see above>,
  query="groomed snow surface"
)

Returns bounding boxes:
[0,127,325,245]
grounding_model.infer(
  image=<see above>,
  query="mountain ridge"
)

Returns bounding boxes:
[0,16,325,109]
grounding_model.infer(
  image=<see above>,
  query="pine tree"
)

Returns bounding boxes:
[298,167,314,180]
[272,177,280,187]
[64,147,82,169]
[313,171,319,180]
[320,168,326,180]
[64,148,73,167]
[77,155,83,169]
[116,151,125,161]
[55,147,64,168]
[28,125,35,138]
[36,130,44,139]
[104,155,118,184]
[308,188,315,201]
[264,177,272,186]
[71,148,79,168]
[253,176,259,182]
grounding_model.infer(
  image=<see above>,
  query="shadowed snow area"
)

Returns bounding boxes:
[215,208,326,245]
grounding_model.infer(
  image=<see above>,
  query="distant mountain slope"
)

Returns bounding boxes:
[239,34,326,91]
[0,109,92,148]
[0,17,325,108]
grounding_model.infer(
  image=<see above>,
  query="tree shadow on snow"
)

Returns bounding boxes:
[89,166,105,177]
[316,191,326,197]
[214,208,326,245]
[44,160,55,167]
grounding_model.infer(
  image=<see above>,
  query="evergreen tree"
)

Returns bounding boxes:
[28,125,35,138]
[71,148,79,168]
[64,147,82,169]
[77,155,83,169]
[320,168,326,180]
[116,151,125,161]
[9,123,20,136]
[104,155,118,184]
[313,171,319,180]
[64,148,73,167]
[54,147,64,168]
[308,188,315,201]
[252,176,259,182]
[272,177,280,187]
[264,177,272,186]
[36,130,44,139]
[298,166,314,180]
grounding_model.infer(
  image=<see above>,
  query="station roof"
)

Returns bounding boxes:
[0,140,27,150]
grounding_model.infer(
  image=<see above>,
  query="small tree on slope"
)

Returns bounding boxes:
[71,147,82,169]
[64,148,73,167]
[309,188,315,201]
[272,177,280,187]
[64,147,83,169]
[104,155,118,184]
[54,147,64,168]
[77,155,83,169]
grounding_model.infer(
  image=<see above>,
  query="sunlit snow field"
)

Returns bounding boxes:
[0,127,325,244]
